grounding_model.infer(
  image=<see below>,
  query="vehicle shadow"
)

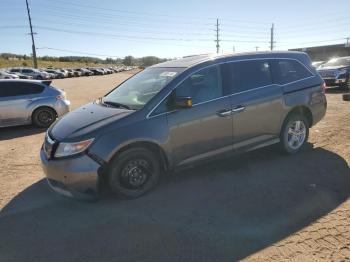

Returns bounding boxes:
[0,145,349,262]
[0,125,46,141]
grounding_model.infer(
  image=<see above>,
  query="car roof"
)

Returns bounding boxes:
[0,79,52,85]
[151,51,309,68]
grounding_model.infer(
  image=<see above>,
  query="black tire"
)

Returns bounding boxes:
[340,77,350,91]
[36,75,43,80]
[108,148,161,199]
[280,113,309,154]
[343,93,350,101]
[32,107,56,128]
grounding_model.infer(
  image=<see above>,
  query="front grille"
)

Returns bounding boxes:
[324,79,336,86]
[44,133,56,159]
[319,70,336,78]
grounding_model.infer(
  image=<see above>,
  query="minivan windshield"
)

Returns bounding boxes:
[320,57,350,67]
[102,67,184,110]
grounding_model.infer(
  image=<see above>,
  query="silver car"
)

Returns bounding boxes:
[0,80,70,128]
[0,70,19,79]
[9,68,50,80]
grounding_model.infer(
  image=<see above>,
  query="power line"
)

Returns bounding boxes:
[39,0,216,21]
[32,18,211,37]
[36,47,121,58]
[35,26,213,42]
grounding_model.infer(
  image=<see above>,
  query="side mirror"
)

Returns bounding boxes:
[174,96,193,109]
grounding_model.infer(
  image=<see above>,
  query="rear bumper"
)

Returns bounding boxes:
[55,100,70,117]
[40,149,100,199]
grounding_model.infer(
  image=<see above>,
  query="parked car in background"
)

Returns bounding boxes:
[9,68,50,80]
[312,61,325,68]
[64,69,74,77]
[0,70,19,79]
[317,56,350,90]
[45,69,65,79]
[89,68,104,75]
[99,68,108,75]
[76,68,93,76]
[0,80,70,128]
[5,70,33,79]
[57,69,69,78]
[40,51,327,199]
[69,69,81,77]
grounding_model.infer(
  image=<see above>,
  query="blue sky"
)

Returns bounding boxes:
[1,0,350,58]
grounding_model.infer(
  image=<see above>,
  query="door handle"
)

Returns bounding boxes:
[232,106,245,114]
[217,109,232,117]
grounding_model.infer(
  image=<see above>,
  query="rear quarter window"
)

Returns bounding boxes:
[273,59,313,85]
[0,82,44,97]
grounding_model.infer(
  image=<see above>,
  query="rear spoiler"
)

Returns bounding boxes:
[41,80,52,86]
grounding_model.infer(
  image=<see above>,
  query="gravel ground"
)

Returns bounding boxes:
[0,72,349,262]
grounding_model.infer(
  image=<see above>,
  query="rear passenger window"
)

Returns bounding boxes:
[0,82,44,97]
[274,59,313,84]
[229,60,272,93]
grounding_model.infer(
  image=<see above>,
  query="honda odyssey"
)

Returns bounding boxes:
[40,52,327,199]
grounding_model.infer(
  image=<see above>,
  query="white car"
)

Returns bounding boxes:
[0,70,19,79]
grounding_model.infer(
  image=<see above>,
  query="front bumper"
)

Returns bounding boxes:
[40,149,100,199]
[323,78,347,86]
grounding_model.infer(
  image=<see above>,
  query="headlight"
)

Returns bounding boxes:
[337,69,347,76]
[54,138,94,158]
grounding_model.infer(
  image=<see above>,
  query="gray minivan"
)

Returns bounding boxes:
[40,52,327,199]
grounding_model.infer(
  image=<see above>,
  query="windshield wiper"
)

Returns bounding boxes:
[102,99,131,110]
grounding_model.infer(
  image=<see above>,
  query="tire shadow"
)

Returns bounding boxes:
[0,145,349,262]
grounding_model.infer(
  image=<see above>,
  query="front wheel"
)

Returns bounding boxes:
[108,148,161,199]
[280,114,309,154]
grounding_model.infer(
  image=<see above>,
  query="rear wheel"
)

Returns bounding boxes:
[280,114,309,154]
[108,148,161,199]
[32,107,56,127]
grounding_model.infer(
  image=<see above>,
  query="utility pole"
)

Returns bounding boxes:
[215,18,220,54]
[25,0,38,68]
[346,37,350,48]
[270,23,275,51]
[255,46,259,51]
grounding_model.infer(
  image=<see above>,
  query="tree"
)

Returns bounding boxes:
[123,56,135,66]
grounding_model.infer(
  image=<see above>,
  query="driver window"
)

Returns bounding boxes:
[175,65,223,105]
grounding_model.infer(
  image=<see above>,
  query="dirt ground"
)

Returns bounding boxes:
[0,72,349,262]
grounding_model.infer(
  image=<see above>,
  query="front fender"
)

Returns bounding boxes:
[88,113,172,166]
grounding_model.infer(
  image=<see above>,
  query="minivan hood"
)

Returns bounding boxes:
[50,102,133,140]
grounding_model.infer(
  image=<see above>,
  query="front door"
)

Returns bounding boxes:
[166,65,233,166]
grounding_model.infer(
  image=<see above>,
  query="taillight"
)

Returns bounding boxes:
[56,95,65,100]
[321,82,326,94]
